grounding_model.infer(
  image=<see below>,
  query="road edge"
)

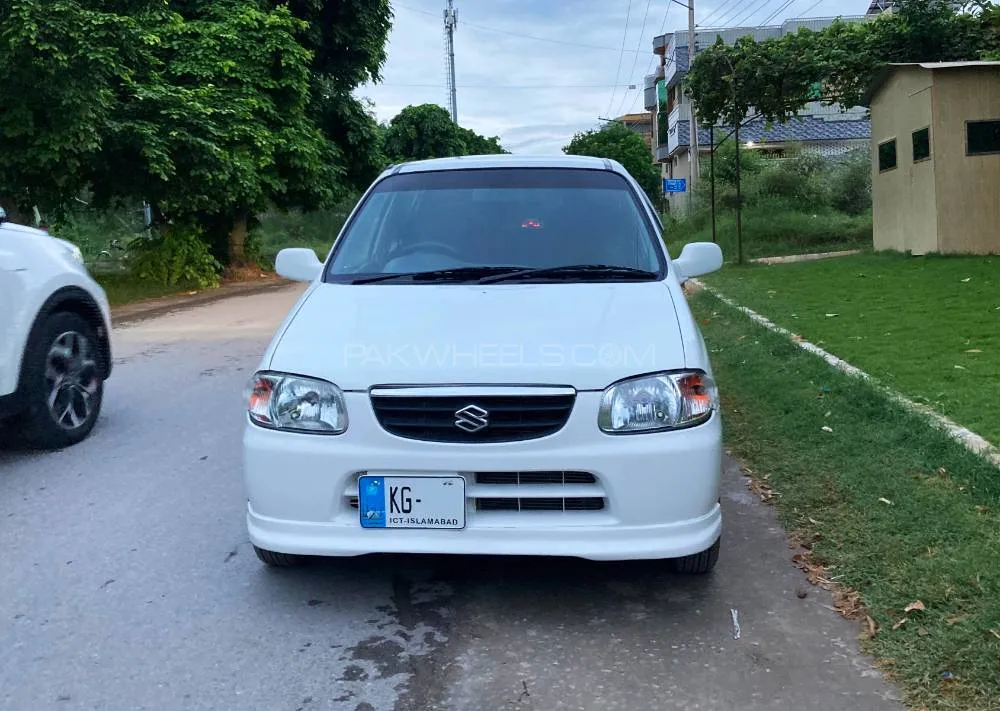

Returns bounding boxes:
[110,277,295,326]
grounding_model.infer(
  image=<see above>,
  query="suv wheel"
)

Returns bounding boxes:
[19,312,104,449]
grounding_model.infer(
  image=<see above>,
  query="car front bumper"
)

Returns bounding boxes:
[243,392,723,562]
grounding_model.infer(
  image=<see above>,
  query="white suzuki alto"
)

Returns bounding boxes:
[244,154,725,573]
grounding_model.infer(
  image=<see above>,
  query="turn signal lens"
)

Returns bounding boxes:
[246,372,348,434]
[598,371,718,434]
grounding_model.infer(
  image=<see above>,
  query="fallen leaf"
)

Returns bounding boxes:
[946,615,965,625]
[918,627,929,637]
[954,365,967,370]
[990,629,1000,640]
[824,411,832,418]
[822,426,833,433]
[961,277,971,283]
[892,617,907,631]
[966,349,982,353]
[879,497,893,506]
[825,313,839,317]
[905,600,926,613]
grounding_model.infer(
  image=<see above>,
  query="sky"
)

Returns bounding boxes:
[355,0,874,154]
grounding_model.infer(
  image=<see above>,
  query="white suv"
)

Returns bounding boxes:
[243,155,724,572]
[0,209,113,448]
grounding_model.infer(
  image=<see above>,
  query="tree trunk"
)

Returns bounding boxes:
[0,196,26,225]
[228,210,249,266]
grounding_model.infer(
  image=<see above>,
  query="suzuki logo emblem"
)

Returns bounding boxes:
[454,404,489,433]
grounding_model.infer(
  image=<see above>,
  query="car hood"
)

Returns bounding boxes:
[267,281,687,390]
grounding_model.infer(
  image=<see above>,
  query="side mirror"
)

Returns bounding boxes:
[673,242,723,281]
[275,248,323,282]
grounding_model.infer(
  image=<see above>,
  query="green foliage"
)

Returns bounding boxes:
[562,121,661,204]
[828,150,873,216]
[687,0,1000,128]
[668,147,874,260]
[382,103,507,162]
[0,0,154,211]
[0,0,393,266]
[127,225,222,288]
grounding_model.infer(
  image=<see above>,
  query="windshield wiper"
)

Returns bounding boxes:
[478,264,658,284]
[349,266,523,285]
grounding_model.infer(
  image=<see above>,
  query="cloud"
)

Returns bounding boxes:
[356,0,873,154]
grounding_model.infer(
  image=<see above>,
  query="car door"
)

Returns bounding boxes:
[0,228,29,396]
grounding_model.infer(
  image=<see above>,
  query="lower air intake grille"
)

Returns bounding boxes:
[475,497,605,512]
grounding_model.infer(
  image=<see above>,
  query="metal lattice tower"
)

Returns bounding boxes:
[444,0,458,122]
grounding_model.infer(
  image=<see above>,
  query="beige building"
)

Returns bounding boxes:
[864,62,1000,255]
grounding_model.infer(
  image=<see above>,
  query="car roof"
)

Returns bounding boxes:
[391,153,625,175]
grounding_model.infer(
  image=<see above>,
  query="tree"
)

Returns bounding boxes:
[87,1,340,265]
[383,103,508,162]
[0,0,394,264]
[0,0,158,222]
[562,122,661,204]
[687,0,999,128]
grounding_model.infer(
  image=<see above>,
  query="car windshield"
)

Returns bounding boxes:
[323,167,664,283]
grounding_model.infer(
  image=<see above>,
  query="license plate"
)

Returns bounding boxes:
[358,475,466,529]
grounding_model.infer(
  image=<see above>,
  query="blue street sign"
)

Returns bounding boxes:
[663,178,687,193]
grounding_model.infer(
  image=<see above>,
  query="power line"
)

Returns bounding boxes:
[606,0,637,118]
[714,0,768,26]
[394,2,647,53]
[615,0,656,117]
[698,0,743,27]
[797,0,824,17]
[626,0,677,115]
[760,0,800,26]
[730,0,778,26]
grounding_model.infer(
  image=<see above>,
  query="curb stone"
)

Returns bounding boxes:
[691,278,1000,469]
[749,250,863,265]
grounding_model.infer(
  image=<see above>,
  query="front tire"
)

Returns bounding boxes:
[18,312,104,449]
[253,545,302,567]
[672,536,721,574]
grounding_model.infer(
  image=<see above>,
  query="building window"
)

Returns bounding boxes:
[878,138,897,172]
[967,120,1000,156]
[912,127,930,162]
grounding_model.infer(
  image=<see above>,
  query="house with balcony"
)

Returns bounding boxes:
[644,16,874,213]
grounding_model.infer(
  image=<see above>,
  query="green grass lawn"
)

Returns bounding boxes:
[702,253,1000,446]
[692,288,1000,710]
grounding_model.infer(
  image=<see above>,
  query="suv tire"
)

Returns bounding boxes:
[18,311,104,449]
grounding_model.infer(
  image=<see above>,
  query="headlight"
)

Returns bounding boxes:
[247,372,348,434]
[598,371,718,434]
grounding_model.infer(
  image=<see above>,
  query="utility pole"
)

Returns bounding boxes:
[687,0,700,195]
[444,0,458,123]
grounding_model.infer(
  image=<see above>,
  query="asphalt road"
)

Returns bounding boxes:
[1,286,903,711]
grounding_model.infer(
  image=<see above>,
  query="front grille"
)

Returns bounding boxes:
[475,471,596,485]
[370,394,575,443]
[475,497,605,512]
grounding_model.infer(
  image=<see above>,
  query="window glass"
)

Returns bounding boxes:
[968,120,1000,156]
[912,127,930,162]
[325,168,663,280]
[878,139,897,172]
